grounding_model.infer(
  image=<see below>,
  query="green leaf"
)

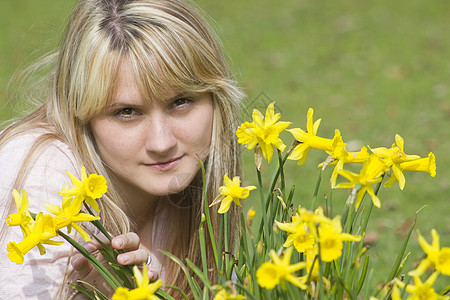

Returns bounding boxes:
[69,280,109,300]
[58,230,121,289]
[158,249,200,300]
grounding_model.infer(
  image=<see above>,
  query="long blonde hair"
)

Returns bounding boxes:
[1,0,244,297]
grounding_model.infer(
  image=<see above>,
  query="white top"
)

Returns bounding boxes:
[0,130,80,299]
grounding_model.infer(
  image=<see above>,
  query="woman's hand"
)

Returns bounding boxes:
[71,232,157,298]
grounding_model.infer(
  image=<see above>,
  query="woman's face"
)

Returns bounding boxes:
[90,62,213,202]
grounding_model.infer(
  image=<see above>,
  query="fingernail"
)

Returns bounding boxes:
[115,238,124,248]
[148,271,155,280]
[119,254,129,264]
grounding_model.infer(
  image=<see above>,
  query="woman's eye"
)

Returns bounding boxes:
[170,98,192,109]
[115,107,139,119]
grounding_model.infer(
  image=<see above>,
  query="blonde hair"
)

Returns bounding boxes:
[1,0,244,298]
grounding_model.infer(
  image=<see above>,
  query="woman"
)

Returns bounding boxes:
[0,0,244,298]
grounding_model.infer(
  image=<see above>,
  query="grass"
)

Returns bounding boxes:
[1,0,449,294]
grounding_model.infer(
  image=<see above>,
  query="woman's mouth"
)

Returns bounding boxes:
[145,156,183,171]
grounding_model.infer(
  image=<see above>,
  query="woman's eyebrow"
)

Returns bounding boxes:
[162,92,189,104]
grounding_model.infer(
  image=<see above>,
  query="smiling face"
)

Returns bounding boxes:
[89,62,213,203]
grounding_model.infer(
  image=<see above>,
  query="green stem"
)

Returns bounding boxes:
[256,167,269,253]
[311,170,322,209]
[199,160,219,269]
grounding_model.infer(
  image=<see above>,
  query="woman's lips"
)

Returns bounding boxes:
[145,156,182,171]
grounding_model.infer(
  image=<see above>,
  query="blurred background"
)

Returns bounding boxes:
[1,0,449,292]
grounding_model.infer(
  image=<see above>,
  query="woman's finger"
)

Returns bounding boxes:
[116,248,149,265]
[71,242,100,278]
[147,269,159,282]
[112,232,140,251]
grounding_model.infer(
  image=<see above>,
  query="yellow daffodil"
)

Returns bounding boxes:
[287,108,344,165]
[211,174,256,214]
[300,248,331,294]
[276,214,316,253]
[335,154,389,209]
[320,146,370,188]
[370,134,421,190]
[409,229,450,276]
[393,272,448,300]
[213,288,246,300]
[318,217,361,262]
[5,189,34,238]
[236,102,291,162]
[45,185,100,241]
[112,264,162,300]
[256,247,307,290]
[247,208,256,228]
[59,166,107,212]
[7,213,62,264]
[385,152,436,189]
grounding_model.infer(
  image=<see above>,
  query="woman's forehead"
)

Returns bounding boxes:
[111,60,185,104]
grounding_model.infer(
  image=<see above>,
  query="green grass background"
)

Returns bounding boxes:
[1,0,449,293]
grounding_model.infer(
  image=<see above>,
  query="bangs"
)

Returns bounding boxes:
[123,16,226,102]
[73,42,123,124]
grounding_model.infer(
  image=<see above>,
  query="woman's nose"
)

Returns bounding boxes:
[145,115,177,155]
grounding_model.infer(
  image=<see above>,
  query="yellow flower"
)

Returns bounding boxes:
[213,288,246,300]
[320,146,370,188]
[394,272,449,300]
[256,247,307,290]
[7,213,62,264]
[112,264,162,300]
[236,102,291,162]
[318,217,361,262]
[370,134,421,190]
[276,214,316,253]
[59,166,107,212]
[246,209,256,228]
[287,108,344,165]
[299,248,331,294]
[385,152,436,189]
[45,185,100,241]
[335,154,389,209]
[5,189,34,238]
[409,229,450,276]
[211,174,256,214]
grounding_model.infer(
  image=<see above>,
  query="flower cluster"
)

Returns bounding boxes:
[385,229,450,300]
[5,166,106,264]
[224,104,443,299]
[276,207,361,263]
[237,106,436,211]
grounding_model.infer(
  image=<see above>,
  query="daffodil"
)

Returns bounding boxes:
[59,166,107,212]
[320,146,370,188]
[300,248,331,294]
[370,134,421,190]
[335,154,389,209]
[213,288,246,300]
[318,217,361,262]
[7,213,62,264]
[276,214,316,253]
[409,229,450,276]
[385,152,436,189]
[393,272,449,300]
[211,174,256,214]
[112,264,162,300]
[45,185,100,241]
[5,189,34,238]
[236,102,291,162]
[256,247,307,290]
[287,108,344,165]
